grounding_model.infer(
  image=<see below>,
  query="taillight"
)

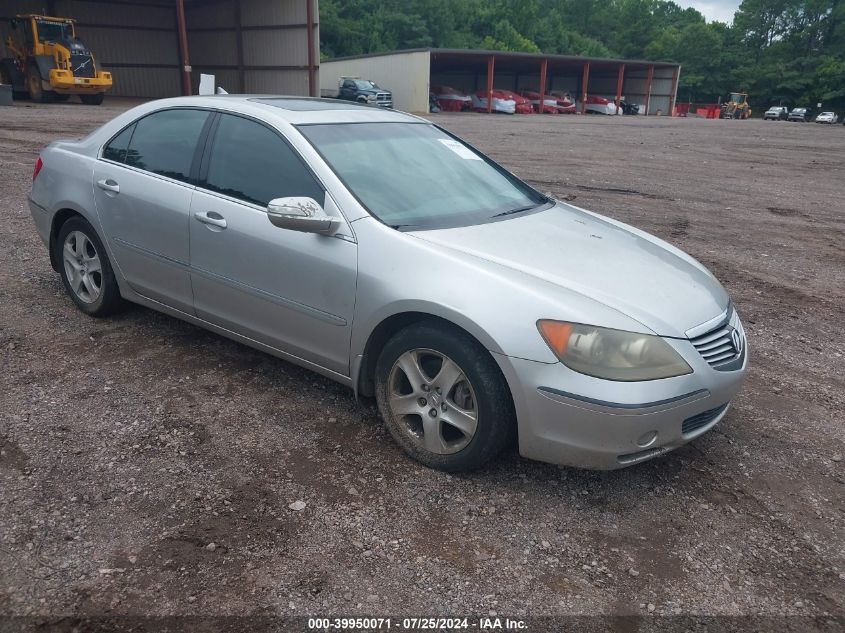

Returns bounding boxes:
[33,157,43,182]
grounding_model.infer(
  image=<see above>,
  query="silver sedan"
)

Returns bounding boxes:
[28,96,748,471]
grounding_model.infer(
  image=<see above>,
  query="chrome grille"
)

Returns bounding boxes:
[689,310,745,370]
[682,403,729,435]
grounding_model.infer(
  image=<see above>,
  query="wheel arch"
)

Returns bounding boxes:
[354,310,507,400]
[48,208,85,271]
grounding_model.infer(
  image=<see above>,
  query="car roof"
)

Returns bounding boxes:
[128,95,426,126]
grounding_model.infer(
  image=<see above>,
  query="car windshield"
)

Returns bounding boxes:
[820,112,833,116]
[36,19,72,42]
[299,122,547,229]
[355,80,378,90]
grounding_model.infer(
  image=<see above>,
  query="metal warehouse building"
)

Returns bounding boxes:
[0,0,319,98]
[320,48,680,116]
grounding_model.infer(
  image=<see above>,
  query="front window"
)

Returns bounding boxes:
[204,114,324,207]
[36,19,73,43]
[355,80,379,90]
[298,122,547,230]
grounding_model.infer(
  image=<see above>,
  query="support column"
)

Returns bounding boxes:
[668,66,679,116]
[234,0,245,93]
[644,65,654,115]
[580,61,590,114]
[486,55,495,114]
[306,0,316,97]
[175,0,191,96]
[615,64,625,113]
[538,58,548,114]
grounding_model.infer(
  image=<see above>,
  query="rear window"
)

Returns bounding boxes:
[122,109,209,183]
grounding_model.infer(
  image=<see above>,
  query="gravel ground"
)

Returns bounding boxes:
[0,99,843,631]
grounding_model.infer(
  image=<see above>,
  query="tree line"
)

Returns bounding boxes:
[319,0,845,112]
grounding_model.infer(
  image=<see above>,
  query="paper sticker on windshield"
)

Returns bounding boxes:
[438,139,482,160]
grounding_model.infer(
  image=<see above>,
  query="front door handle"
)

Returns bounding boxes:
[194,211,227,229]
[97,179,119,194]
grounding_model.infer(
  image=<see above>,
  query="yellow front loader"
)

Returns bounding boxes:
[719,92,752,119]
[0,14,112,104]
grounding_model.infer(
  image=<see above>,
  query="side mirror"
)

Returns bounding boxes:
[266,197,340,235]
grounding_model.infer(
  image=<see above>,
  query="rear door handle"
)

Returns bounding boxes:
[194,211,227,229]
[97,179,119,194]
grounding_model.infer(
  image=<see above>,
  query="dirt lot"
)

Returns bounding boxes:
[1,99,843,630]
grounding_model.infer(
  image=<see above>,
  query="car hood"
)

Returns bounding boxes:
[408,204,728,338]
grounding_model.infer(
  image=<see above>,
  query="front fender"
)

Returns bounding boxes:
[349,217,648,365]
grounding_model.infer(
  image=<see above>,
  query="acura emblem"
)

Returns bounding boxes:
[730,328,743,355]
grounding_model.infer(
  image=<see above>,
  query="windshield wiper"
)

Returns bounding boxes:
[490,204,541,219]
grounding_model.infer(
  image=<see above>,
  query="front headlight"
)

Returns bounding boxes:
[537,320,693,381]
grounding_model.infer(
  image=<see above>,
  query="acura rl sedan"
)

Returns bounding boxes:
[28,96,748,471]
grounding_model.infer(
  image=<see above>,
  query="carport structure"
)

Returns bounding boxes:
[320,48,680,115]
[0,0,319,98]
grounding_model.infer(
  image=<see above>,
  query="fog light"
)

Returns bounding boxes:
[636,430,658,447]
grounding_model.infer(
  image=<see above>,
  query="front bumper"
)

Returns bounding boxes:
[48,69,113,94]
[494,322,748,470]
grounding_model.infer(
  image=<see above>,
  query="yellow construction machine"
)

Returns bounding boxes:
[1,14,112,104]
[719,92,752,119]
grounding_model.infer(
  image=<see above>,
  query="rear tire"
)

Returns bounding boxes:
[54,216,125,317]
[80,93,104,105]
[375,322,516,472]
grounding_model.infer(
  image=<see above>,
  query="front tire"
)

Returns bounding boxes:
[80,93,105,105]
[27,64,54,103]
[375,322,516,472]
[54,216,125,317]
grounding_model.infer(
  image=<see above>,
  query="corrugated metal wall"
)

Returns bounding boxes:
[187,0,318,96]
[320,51,431,113]
[623,67,675,114]
[1,0,318,98]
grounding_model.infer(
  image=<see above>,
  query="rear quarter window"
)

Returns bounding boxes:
[102,123,135,163]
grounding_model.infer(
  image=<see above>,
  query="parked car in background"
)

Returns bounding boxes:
[619,99,640,115]
[815,111,839,124]
[787,107,810,122]
[27,95,747,472]
[335,77,392,108]
[763,106,788,120]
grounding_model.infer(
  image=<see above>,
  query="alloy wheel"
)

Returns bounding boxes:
[62,231,102,304]
[387,348,478,454]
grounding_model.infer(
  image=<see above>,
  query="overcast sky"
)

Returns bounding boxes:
[674,0,742,23]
